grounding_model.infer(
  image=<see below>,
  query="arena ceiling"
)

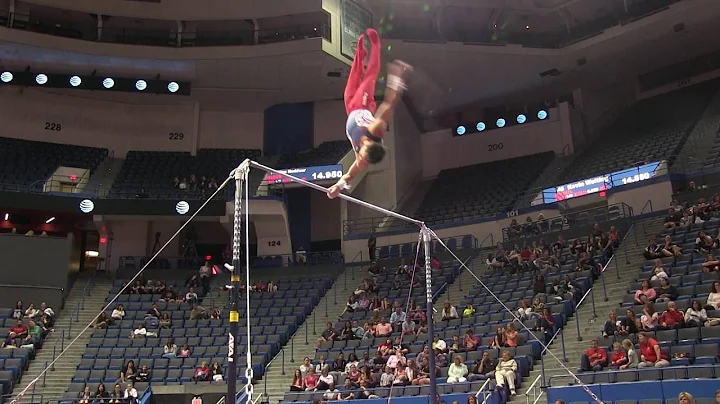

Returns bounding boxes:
[0,0,717,114]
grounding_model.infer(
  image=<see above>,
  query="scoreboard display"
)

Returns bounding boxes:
[261,164,344,185]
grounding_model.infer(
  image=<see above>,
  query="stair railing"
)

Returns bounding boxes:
[523,373,544,404]
[474,378,493,404]
[538,327,568,388]
[51,330,65,370]
[42,361,47,387]
[263,348,286,402]
[640,199,654,235]
[574,287,598,342]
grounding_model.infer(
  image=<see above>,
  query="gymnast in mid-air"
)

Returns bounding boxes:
[327,28,413,199]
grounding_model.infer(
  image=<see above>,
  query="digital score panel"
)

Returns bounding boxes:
[261,164,344,186]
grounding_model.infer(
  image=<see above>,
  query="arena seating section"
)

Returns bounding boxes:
[0,309,38,398]
[282,222,620,403]
[0,137,108,189]
[559,81,720,182]
[109,149,261,199]
[555,199,720,387]
[66,276,331,399]
[414,152,555,225]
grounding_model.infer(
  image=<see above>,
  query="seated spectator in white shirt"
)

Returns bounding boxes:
[185,287,199,303]
[111,304,125,322]
[24,304,39,319]
[295,248,307,264]
[441,301,459,321]
[131,324,147,339]
[390,307,406,330]
[123,383,138,403]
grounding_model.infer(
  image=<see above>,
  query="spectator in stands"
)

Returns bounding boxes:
[376,317,393,337]
[548,280,565,302]
[95,384,109,401]
[650,259,669,282]
[339,322,354,342]
[664,208,682,229]
[10,320,27,338]
[703,255,720,273]
[505,323,519,347]
[533,275,547,299]
[368,233,376,261]
[290,369,304,391]
[635,280,657,305]
[211,362,224,382]
[299,357,313,376]
[121,360,137,383]
[463,303,476,318]
[12,301,22,320]
[603,311,620,337]
[109,384,123,404]
[145,304,161,319]
[685,300,708,327]
[464,330,480,351]
[656,278,679,303]
[304,367,319,391]
[131,323,147,339]
[705,281,720,311]
[190,304,208,320]
[641,303,659,331]
[317,367,334,390]
[537,308,555,343]
[159,313,172,329]
[468,351,496,381]
[637,332,670,368]
[111,304,125,322]
[580,340,607,372]
[434,347,448,369]
[178,177,188,190]
[163,338,177,358]
[171,177,180,189]
[619,339,638,370]
[24,303,38,318]
[432,335,447,354]
[609,342,628,369]
[178,344,191,357]
[447,355,469,383]
[696,231,714,253]
[25,320,41,346]
[78,386,92,404]
[136,365,150,383]
[495,350,518,396]
[194,361,211,383]
[39,311,53,335]
[679,392,695,404]
[659,301,684,329]
[332,353,347,372]
[490,327,507,349]
[644,238,663,261]
[94,312,110,329]
[441,301,459,321]
[569,239,582,257]
[661,235,683,258]
[517,300,536,322]
[561,275,581,302]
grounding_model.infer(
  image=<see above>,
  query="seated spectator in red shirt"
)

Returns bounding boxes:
[463,330,479,352]
[10,320,27,338]
[193,361,210,382]
[659,301,684,330]
[638,332,670,368]
[580,340,607,371]
[609,342,628,368]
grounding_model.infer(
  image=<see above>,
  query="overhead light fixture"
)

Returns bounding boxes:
[85,250,99,258]
[476,122,486,132]
[496,118,506,128]
[35,74,48,85]
[537,110,548,120]
[517,114,527,124]
[455,126,466,136]
[167,81,179,93]
[102,78,115,89]
[3,213,8,221]
[135,80,147,91]
[0,72,12,83]
[69,76,82,87]
[45,217,55,224]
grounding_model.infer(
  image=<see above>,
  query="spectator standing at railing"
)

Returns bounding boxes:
[198,261,212,295]
[368,233,376,261]
[295,247,307,265]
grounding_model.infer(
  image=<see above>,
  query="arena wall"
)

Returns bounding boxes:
[313,100,347,146]
[198,110,265,150]
[419,103,572,179]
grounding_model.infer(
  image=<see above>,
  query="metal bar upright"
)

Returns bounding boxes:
[226,162,246,404]
[421,226,437,401]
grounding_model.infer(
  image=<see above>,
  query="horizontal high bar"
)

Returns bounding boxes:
[242,159,424,226]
